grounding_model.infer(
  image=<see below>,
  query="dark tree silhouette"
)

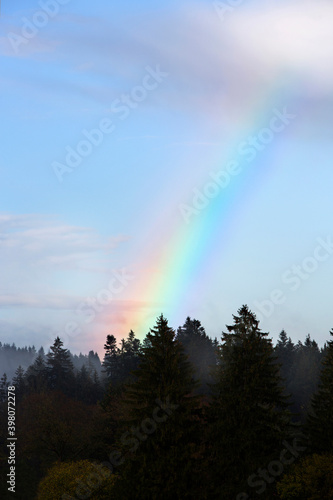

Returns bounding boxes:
[114,314,202,499]
[176,316,218,393]
[306,329,333,454]
[209,305,293,498]
[46,337,74,394]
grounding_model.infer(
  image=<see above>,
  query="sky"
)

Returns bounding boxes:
[1,0,333,358]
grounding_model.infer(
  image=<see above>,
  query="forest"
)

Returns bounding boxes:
[0,305,332,499]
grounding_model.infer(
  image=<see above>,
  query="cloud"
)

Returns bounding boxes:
[0,213,127,268]
[0,213,128,307]
[14,1,333,130]
[2,1,333,126]
[0,214,135,354]
[221,1,333,93]
[0,294,81,309]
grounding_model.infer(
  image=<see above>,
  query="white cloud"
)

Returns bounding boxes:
[0,213,128,300]
[0,213,126,265]
[221,1,333,93]
[3,1,333,124]
[0,293,80,309]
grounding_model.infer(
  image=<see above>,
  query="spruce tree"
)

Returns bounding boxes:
[12,365,25,399]
[25,354,47,393]
[0,373,8,403]
[176,317,217,393]
[75,365,103,404]
[120,329,142,379]
[289,335,322,420]
[87,350,102,376]
[306,329,333,454]
[209,305,292,498]
[46,337,74,394]
[114,314,202,499]
[102,334,121,383]
[275,330,295,376]
[103,331,142,386]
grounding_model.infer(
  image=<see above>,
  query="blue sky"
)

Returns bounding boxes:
[1,0,333,358]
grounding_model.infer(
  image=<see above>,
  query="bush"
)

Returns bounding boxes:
[37,460,117,499]
[277,453,333,499]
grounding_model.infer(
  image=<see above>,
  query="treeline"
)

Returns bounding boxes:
[0,305,332,499]
[0,342,102,383]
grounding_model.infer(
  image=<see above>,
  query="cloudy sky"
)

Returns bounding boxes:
[1,0,333,356]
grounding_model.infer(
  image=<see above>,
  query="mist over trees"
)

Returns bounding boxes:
[0,306,332,499]
[0,342,102,383]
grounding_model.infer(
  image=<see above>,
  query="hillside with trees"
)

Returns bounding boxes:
[0,306,332,499]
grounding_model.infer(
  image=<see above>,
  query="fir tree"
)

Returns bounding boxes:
[289,335,322,420]
[114,314,202,499]
[87,350,102,375]
[0,373,8,403]
[102,334,121,383]
[209,305,293,498]
[46,337,74,394]
[119,330,142,381]
[25,354,47,393]
[12,365,25,399]
[176,317,217,393]
[75,365,103,404]
[306,329,333,454]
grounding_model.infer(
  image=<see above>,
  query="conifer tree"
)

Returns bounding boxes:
[102,334,121,383]
[176,317,217,393]
[103,331,142,386]
[275,330,295,374]
[114,314,202,499]
[209,305,292,498]
[305,329,333,454]
[289,335,322,420]
[12,365,25,399]
[46,337,74,394]
[87,350,102,375]
[25,354,47,393]
[120,329,142,378]
[0,373,8,403]
[75,365,103,404]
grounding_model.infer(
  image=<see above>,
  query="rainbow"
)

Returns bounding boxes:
[119,84,295,338]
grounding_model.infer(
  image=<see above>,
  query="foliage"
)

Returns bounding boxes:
[0,306,332,498]
[75,364,103,404]
[114,314,203,499]
[17,391,102,464]
[46,337,75,394]
[305,329,333,453]
[102,330,142,385]
[0,373,8,403]
[176,317,218,393]
[24,354,48,394]
[36,460,117,500]
[0,343,37,382]
[277,453,333,499]
[12,365,25,400]
[209,305,293,498]
[288,335,323,420]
